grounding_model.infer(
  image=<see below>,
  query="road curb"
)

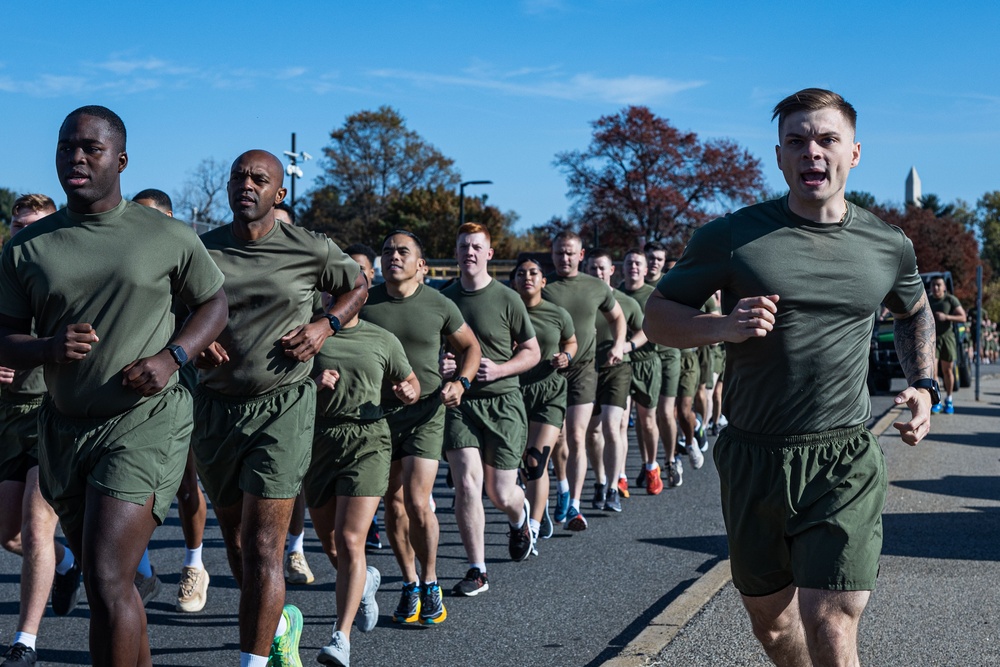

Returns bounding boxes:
[601,402,905,666]
[599,558,732,667]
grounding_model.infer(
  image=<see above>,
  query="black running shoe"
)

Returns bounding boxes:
[1,643,37,666]
[452,568,489,597]
[51,561,81,616]
[603,488,622,513]
[634,468,646,489]
[392,582,420,623]
[135,566,162,607]
[591,482,606,510]
[508,499,533,562]
[419,582,447,625]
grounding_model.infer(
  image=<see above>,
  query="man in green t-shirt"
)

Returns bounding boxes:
[543,231,626,531]
[0,107,228,667]
[441,223,540,597]
[361,230,481,622]
[195,150,367,667]
[643,241,667,286]
[645,89,935,666]
[928,276,966,414]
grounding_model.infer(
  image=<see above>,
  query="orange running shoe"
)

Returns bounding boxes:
[617,476,630,499]
[645,465,663,495]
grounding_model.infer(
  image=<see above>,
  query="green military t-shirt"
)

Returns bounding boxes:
[442,279,535,398]
[0,367,45,401]
[522,299,575,385]
[312,319,412,421]
[361,283,465,407]
[620,282,660,362]
[657,197,924,435]
[929,293,962,340]
[200,220,360,397]
[543,272,616,365]
[596,288,642,367]
[0,200,225,419]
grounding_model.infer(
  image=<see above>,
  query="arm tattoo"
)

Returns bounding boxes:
[894,295,935,384]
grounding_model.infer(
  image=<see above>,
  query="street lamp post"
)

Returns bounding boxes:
[283,132,312,212]
[459,180,493,227]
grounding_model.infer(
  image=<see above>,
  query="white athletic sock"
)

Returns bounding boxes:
[274,613,288,638]
[644,462,657,471]
[556,479,569,494]
[569,498,580,511]
[240,652,268,667]
[13,632,36,650]
[470,562,486,573]
[183,544,204,569]
[529,518,540,534]
[286,532,304,555]
[55,546,75,575]
[596,475,607,485]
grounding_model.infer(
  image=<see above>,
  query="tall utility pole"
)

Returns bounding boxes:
[459,180,493,227]
[283,133,311,212]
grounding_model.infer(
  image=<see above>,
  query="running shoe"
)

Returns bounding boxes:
[709,421,719,437]
[365,517,382,552]
[176,565,210,613]
[508,499,533,562]
[931,402,943,414]
[135,566,162,606]
[565,505,588,531]
[695,415,707,450]
[554,489,570,523]
[1,643,36,666]
[667,460,683,488]
[617,476,630,499]
[603,488,622,513]
[591,482,606,510]
[452,567,489,597]
[356,566,380,632]
[268,604,303,667]
[634,468,646,489]
[540,500,554,539]
[284,551,315,585]
[645,466,664,495]
[51,561,81,616]
[944,397,955,414]
[688,439,705,470]
[429,493,437,513]
[316,630,349,667]
[419,582,447,625]
[392,582,421,623]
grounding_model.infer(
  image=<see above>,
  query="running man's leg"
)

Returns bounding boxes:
[401,456,440,584]
[565,402,595,505]
[446,448,486,567]
[16,467,60,637]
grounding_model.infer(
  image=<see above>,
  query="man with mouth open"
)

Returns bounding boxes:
[195,150,367,667]
[645,88,936,666]
[0,106,228,667]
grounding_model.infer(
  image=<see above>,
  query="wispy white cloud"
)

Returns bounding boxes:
[369,66,704,105]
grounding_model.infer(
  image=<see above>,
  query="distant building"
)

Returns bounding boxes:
[906,166,922,207]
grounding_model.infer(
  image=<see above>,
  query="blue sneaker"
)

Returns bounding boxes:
[565,505,588,531]
[554,489,570,523]
[944,397,954,414]
[931,402,943,414]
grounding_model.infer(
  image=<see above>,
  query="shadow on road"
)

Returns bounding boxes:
[636,534,728,560]
[882,506,1000,561]
[892,475,1000,502]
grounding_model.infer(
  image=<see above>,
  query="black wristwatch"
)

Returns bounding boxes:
[165,344,188,367]
[911,378,940,405]
[455,376,472,391]
[325,313,342,334]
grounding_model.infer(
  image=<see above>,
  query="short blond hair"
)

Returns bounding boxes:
[12,193,56,218]
[772,88,857,136]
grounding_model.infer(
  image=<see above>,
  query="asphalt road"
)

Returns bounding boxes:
[0,385,907,666]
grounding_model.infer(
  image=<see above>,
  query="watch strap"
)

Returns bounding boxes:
[456,376,471,391]
[910,378,940,405]
[325,313,342,334]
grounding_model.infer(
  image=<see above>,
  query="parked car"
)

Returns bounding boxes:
[867,271,971,394]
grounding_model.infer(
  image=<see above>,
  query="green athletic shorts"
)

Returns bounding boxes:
[677,350,701,399]
[385,394,445,462]
[629,356,662,409]
[713,345,726,382]
[304,417,391,506]
[0,397,43,483]
[714,424,886,596]
[37,385,192,540]
[659,348,681,398]
[936,331,958,363]
[444,390,527,470]
[561,357,599,407]
[698,346,714,388]
[521,372,567,427]
[192,378,316,508]
[596,362,631,409]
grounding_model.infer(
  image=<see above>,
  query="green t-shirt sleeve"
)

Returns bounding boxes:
[509,295,536,345]
[171,229,226,307]
[385,332,413,383]
[442,297,465,337]
[657,218,731,309]
[883,234,923,314]
[626,298,643,332]
[559,307,575,340]
[598,282,616,312]
[318,236,361,296]
[0,244,30,321]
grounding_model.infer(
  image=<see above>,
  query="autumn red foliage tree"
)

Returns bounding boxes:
[874,204,987,304]
[553,106,766,252]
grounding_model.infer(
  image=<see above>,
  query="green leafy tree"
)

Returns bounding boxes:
[978,191,1000,277]
[918,193,955,218]
[1,187,17,241]
[845,190,877,210]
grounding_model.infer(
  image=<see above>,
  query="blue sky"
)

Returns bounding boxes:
[3,1,999,234]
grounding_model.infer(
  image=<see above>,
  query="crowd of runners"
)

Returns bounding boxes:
[0,105,729,667]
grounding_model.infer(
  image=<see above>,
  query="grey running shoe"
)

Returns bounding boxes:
[1,643,37,666]
[356,566,380,632]
[452,567,489,597]
[688,438,705,470]
[540,499,554,539]
[392,582,420,623]
[591,482,606,510]
[603,488,622,513]
[316,630,350,667]
[668,459,683,488]
[51,561,81,616]
[135,566,162,606]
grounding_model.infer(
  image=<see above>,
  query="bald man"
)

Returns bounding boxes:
[194,150,368,667]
